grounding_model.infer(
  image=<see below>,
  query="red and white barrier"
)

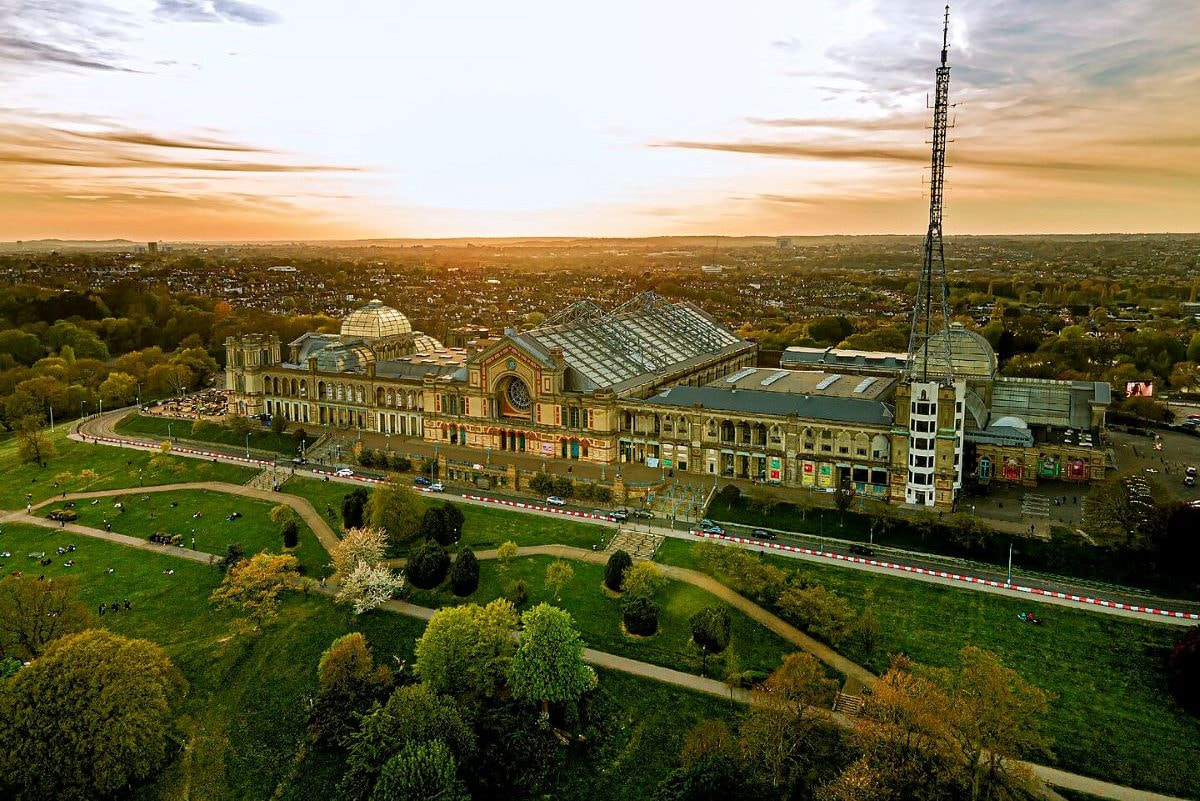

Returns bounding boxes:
[85,434,275,468]
[690,530,1200,622]
[461,493,615,522]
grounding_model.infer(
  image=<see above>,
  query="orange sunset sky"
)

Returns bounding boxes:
[1,0,1198,241]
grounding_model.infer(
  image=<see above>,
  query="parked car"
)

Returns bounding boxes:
[413,476,432,487]
[335,468,354,478]
[700,518,715,528]
[546,496,566,506]
[1185,475,1196,487]
[609,509,629,521]
[849,544,875,557]
[632,509,654,519]
[429,482,445,492]
[291,457,307,465]
[701,524,725,536]
[750,528,775,541]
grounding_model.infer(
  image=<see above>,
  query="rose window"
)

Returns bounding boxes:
[506,377,531,410]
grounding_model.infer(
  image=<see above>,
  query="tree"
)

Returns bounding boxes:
[740,652,837,793]
[339,683,475,801]
[309,632,393,748]
[496,540,519,572]
[336,561,405,614]
[1169,626,1200,716]
[368,480,424,542]
[341,487,369,530]
[415,599,519,700]
[508,603,597,715]
[270,413,287,434]
[834,475,856,527]
[270,504,298,526]
[0,574,92,661]
[715,483,740,510]
[449,547,479,596]
[15,414,55,467]
[852,606,881,657]
[209,552,302,628]
[932,647,1053,800]
[330,526,390,576]
[622,594,659,635]
[605,548,633,592]
[544,559,575,601]
[419,504,452,545]
[689,605,731,655]
[0,630,186,801]
[777,584,856,645]
[219,541,245,572]
[98,370,137,406]
[281,519,300,548]
[372,739,468,801]
[407,540,450,590]
[1188,332,1200,363]
[1084,474,1171,549]
[622,560,666,599]
[654,754,754,801]
[442,501,465,540]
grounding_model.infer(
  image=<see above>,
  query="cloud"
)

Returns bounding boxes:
[153,0,281,25]
[657,139,921,164]
[71,130,265,152]
[0,1,138,74]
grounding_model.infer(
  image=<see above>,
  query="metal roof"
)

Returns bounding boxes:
[643,385,894,426]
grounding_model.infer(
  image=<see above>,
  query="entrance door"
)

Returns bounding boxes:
[570,439,580,459]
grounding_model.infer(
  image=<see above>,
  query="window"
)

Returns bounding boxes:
[568,406,581,429]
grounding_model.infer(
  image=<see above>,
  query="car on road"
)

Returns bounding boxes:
[545,496,566,506]
[849,544,875,557]
[700,518,715,528]
[335,468,354,478]
[609,509,629,521]
[413,476,432,487]
[291,457,307,465]
[701,524,725,536]
[750,528,775,541]
[429,482,445,492]
[632,509,653,519]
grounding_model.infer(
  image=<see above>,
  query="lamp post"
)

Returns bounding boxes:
[81,400,86,420]
[167,420,173,440]
[136,382,142,408]
[1006,542,1013,585]
[245,432,250,459]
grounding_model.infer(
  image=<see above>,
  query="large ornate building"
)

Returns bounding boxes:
[226,296,1110,509]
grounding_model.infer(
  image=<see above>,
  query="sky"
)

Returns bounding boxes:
[1,0,1198,240]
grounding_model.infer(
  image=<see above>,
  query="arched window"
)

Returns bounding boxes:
[291,379,298,396]
[801,427,815,452]
[818,429,833,453]
[854,432,870,457]
[337,384,345,401]
[835,431,851,455]
[871,435,889,461]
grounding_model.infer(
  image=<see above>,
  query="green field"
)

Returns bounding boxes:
[655,539,1200,798]
[409,554,795,678]
[280,476,610,551]
[0,427,257,510]
[38,488,330,577]
[0,523,741,801]
[115,412,304,456]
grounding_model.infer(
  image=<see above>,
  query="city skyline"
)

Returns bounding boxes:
[2,0,1198,240]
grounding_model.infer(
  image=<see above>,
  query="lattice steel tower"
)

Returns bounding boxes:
[906,5,955,383]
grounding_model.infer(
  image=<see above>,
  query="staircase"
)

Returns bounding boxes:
[606,528,664,561]
[832,692,863,717]
[245,468,279,492]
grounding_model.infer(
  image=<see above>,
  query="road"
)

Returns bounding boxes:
[75,408,1200,625]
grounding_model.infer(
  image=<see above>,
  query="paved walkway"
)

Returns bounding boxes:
[23,480,340,556]
[461,544,877,687]
[4,512,219,564]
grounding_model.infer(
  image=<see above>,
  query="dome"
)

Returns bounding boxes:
[340,300,412,340]
[991,415,1029,429]
[911,323,997,381]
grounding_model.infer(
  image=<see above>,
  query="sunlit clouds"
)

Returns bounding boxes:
[1,0,1197,240]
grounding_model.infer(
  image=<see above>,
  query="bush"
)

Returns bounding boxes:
[529,473,553,495]
[406,541,450,590]
[293,427,308,443]
[281,519,300,549]
[1169,625,1200,716]
[776,583,855,645]
[604,549,633,592]
[715,484,741,509]
[419,506,456,546]
[390,455,412,472]
[219,541,244,573]
[622,595,659,636]
[503,579,528,607]
[690,606,731,654]
[450,548,479,596]
[341,488,369,530]
[270,414,287,434]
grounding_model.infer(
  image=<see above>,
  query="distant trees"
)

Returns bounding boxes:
[0,630,186,801]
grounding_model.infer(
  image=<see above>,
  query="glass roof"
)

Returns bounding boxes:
[910,323,997,380]
[340,299,413,340]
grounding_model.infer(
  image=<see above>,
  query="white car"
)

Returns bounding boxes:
[430,482,445,492]
[545,496,566,506]
[335,468,354,478]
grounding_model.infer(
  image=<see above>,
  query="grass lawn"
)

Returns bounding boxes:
[0,523,737,801]
[408,554,795,679]
[656,538,1200,798]
[281,476,610,552]
[0,427,258,510]
[37,488,330,577]
[115,411,304,455]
